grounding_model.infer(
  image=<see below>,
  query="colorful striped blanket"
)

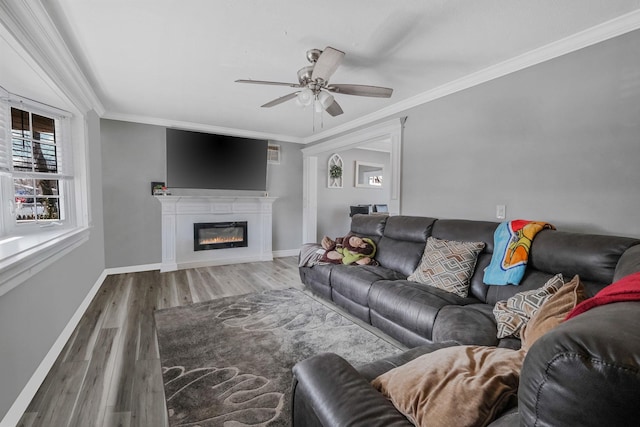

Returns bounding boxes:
[483,220,554,285]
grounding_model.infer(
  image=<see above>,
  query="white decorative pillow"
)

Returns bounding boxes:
[407,237,485,298]
[493,273,564,339]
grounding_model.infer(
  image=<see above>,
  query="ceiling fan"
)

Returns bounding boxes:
[235,47,393,117]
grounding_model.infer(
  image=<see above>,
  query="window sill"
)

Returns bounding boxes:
[0,226,90,297]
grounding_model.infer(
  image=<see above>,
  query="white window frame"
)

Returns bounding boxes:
[0,88,89,297]
[5,102,71,230]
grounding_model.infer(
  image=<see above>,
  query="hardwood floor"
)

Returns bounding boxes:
[18,257,304,427]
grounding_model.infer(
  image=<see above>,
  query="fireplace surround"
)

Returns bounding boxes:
[156,196,276,272]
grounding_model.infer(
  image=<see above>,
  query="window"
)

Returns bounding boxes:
[0,88,89,297]
[11,107,64,224]
[0,89,74,237]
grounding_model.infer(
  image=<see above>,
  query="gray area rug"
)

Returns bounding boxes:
[154,288,403,426]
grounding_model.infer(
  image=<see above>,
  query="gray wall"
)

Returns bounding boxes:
[101,121,165,268]
[317,148,390,240]
[0,110,105,418]
[101,120,304,268]
[266,142,304,251]
[401,29,640,238]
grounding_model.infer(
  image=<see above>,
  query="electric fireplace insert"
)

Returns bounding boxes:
[194,221,248,251]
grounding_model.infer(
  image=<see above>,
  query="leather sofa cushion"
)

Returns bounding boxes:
[432,304,500,346]
[528,229,638,285]
[350,214,388,242]
[299,265,334,299]
[369,280,479,341]
[331,291,370,323]
[519,301,640,427]
[292,353,415,427]
[375,216,437,276]
[431,219,498,253]
[331,265,406,306]
[468,253,492,302]
[485,270,562,307]
[381,216,436,242]
[614,244,640,282]
[369,313,435,348]
[376,239,426,277]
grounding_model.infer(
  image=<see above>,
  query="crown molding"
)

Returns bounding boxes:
[102,111,304,144]
[301,118,401,156]
[302,8,640,144]
[0,0,105,115]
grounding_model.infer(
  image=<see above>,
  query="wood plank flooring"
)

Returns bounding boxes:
[18,257,303,427]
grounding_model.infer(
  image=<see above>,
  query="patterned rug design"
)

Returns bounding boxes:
[154,288,402,426]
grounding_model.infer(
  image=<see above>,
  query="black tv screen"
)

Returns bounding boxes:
[166,129,268,191]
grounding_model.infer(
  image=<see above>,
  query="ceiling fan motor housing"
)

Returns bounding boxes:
[306,48,323,63]
[297,66,314,85]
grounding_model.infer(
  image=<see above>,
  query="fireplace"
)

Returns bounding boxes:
[194,221,248,251]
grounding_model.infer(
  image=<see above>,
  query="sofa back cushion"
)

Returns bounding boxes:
[528,230,639,296]
[613,244,640,282]
[431,219,499,301]
[375,216,437,276]
[350,214,388,244]
[485,230,640,305]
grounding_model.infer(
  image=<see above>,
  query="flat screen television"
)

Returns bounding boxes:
[166,128,268,191]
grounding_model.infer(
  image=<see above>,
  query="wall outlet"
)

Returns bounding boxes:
[496,204,506,219]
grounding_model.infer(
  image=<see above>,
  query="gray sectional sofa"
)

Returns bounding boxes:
[293,214,640,426]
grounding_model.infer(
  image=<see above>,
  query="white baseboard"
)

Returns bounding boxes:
[176,254,273,271]
[1,270,108,427]
[104,263,161,276]
[104,254,297,276]
[273,249,299,258]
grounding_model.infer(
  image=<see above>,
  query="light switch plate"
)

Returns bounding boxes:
[496,204,506,219]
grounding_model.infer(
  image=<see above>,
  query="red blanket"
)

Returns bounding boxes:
[565,272,640,320]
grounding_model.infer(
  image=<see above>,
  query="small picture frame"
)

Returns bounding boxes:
[151,181,166,195]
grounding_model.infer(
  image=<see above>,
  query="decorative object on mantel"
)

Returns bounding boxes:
[151,181,171,195]
[328,153,343,188]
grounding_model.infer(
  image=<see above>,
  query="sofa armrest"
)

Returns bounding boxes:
[519,301,640,427]
[292,353,413,427]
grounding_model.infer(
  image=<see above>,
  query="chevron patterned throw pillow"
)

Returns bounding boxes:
[408,237,485,298]
[493,273,564,339]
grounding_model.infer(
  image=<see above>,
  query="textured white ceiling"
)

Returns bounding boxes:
[42,0,640,142]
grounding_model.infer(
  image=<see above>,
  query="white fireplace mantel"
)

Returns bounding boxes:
[155,196,277,272]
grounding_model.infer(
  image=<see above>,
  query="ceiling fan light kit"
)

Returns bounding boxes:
[236,46,393,118]
[317,91,334,110]
[296,88,314,107]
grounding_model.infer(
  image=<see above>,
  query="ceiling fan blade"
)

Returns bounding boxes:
[236,79,301,88]
[261,92,299,108]
[325,99,344,117]
[328,84,393,98]
[311,47,345,82]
